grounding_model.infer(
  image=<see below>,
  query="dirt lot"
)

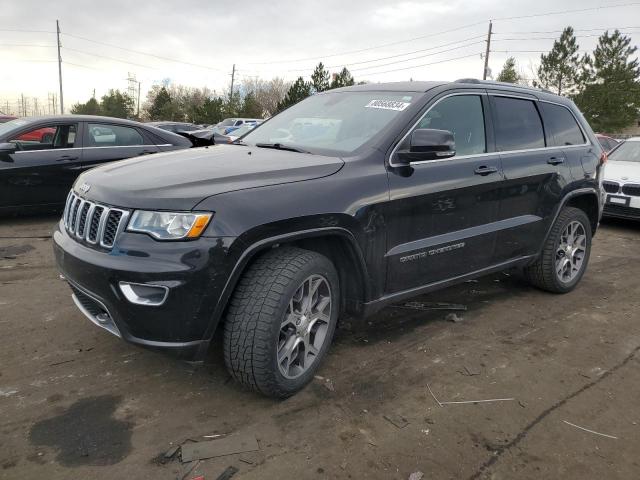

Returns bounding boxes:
[1,214,639,480]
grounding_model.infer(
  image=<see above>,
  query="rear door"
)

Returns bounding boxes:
[81,122,160,171]
[385,91,504,293]
[490,94,574,262]
[0,121,83,209]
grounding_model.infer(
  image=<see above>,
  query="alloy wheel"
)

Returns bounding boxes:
[555,220,587,283]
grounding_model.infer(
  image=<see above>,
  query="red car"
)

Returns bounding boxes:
[0,116,56,143]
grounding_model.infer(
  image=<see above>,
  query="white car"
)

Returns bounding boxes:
[602,137,640,220]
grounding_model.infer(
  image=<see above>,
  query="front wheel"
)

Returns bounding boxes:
[223,247,339,398]
[524,207,592,293]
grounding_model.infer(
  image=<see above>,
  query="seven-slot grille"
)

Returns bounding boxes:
[63,192,129,249]
[602,181,620,194]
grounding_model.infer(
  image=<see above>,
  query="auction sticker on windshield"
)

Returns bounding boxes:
[365,100,411,111]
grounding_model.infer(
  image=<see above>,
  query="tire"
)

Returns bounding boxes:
[223,247,340,398]
[524,207,592,293]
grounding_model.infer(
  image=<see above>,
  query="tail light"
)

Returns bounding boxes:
[600,151,608,165]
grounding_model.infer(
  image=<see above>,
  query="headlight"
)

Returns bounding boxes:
[127,211,212,240]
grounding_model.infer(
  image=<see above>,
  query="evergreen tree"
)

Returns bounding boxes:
[496,57,520,83]
[311,62,330,92]
[329,67,355,89]
[195,97,224,124]
[99,89,134,118]
[535,27,588,95]
[239,91,264,118]
[574,30,640,132]
[277,77,312,111]
[70,97,101,115]
[147,87,173,120]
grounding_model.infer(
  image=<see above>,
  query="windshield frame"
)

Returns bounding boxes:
[240,90,427,158]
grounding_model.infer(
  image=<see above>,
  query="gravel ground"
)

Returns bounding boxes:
[1,214,639,480]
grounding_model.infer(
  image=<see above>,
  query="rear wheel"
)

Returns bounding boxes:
[223,247,339,398]
[524,207,592,293]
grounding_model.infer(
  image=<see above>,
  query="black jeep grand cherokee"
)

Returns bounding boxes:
[54,80,605,397]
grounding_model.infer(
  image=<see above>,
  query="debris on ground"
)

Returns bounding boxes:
[409,471,424,480]
[392,301,467,312]
[563,420,618,440]
[181,433,259,462]
[164,444,180,460]
[383,413,409,429]
[314,375,335,392]
[215,466,239,480]
[427,384,514,406]
[459,365,480,376]
[445,313,464,323]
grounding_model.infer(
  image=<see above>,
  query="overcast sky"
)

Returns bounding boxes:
[1,0,639,113]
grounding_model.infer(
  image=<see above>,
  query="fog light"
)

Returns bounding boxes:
[119,282,169,306]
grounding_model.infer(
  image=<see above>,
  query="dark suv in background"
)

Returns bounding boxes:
[54,80,604,397]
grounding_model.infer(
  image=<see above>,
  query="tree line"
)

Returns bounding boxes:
[70,64,358,124]
[495,28,640,133]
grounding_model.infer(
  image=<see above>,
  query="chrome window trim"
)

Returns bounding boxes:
[389,91,594,168]
[13,144,163,154]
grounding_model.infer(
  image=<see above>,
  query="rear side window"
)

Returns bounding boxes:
[540,103,585,146]
[493,97,545,151]
[416,95,487,156]
[87,123,144,147]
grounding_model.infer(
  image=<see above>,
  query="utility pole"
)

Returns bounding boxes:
[229,64,236,103]
[56,20,64,114]
[137,81,141,118]
[21,94,25,117]
[482,20,492,80]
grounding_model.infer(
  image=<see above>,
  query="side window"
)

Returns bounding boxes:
[87,123,144,147]
[10,124,77,151]
[540,103,585,146]
[493,97,545,151]
[415,95,486,156]
[235,120,243,126]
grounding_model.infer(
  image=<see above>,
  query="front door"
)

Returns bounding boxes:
[81,122,160,171]
[0,122,82,210]
[385,92,503,294]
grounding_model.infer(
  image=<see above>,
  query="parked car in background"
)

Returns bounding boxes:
[596,134,620,152]
[54,79,604,397]
[0,115,192,214]
[178,123,258,146]
[216,118,262,134]
[218,123,257,143]
[146,121,202,134]
[0,115,17,123]
[602,138,640,220]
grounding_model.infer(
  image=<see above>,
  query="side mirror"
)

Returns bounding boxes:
[396,129,456,164]
[0,142,17,162]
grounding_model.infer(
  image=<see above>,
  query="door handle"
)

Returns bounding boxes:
[474,165,498,176]
[547,156,565,165]
[56,155,79,161]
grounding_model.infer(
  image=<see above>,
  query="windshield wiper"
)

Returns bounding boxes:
[255,142,311,154]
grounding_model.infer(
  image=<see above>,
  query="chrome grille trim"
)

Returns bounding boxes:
[62,192,129,249]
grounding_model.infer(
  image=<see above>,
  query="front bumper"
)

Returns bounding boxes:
[602,194,640,220]
[53,220,237,360]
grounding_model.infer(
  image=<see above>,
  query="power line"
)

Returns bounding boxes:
[280,35,487,73]
[359,52,483,77]
[62,32,224,72]
[0,43,56,48]
[491,2,640,21]
[494,26,640,34]
[245,21,488,65]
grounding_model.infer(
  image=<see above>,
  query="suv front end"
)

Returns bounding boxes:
[53,190,235,360]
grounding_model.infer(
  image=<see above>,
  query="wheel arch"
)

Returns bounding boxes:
[560,188,601,236]
[197,227,371,355]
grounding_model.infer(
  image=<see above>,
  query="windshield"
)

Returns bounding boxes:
[0,118,28,136]
[242,91,416,155]
[219,119,236,127]
[609,141,640,163]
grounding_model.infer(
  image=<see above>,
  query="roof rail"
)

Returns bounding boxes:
[453,78,553,94]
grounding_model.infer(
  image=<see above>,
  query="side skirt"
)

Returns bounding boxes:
[360,254,536,318]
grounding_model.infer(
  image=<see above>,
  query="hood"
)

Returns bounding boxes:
[75,145,344,210]
[604,161,640,183]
